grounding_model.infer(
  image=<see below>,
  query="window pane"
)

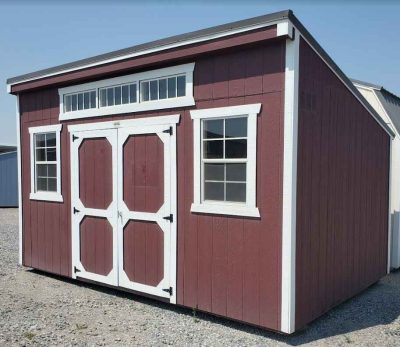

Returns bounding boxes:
[35,134,46,148]
[47,164,57,178]
[36,148,46,161]
[203,140,223,159]
[130,84,137,103]
[46,133,56,147]
[150,80,158,100]
[83,92,90,109]
[114,86,122,105]
[100,89,107,107]
[36,164,47,177]
[226,183,246,202]
[122,85,129,104]
[203,119,223,139]
[71,94,77,111]
[159,79,167,99]
[225,117,247,138]
[167,77,176,98]
[37,177,47,191]
[226,163,246,182]
[204,182,224,201]
[46,148,56,161]
[225,139,247,158]
[107,88,114,106]
[65,95,71,112]
[48,178,57,192]
[141,81,149,101]
[77,93,84,110]
[90,91,97,108]
[177,75,186,97]
[204,164,224,181]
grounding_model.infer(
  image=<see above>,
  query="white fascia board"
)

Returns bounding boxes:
[190,103,261,119]
[7,19,289,91]
[281,30,299,334]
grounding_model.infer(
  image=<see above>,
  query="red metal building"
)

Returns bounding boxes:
[7,10,392,333]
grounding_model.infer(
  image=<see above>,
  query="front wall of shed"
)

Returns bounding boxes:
[0,152,18,207]
[295,38,390,329]
[19,41,285,330]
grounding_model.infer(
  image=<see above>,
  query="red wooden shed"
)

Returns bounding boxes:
[7,10,393,333]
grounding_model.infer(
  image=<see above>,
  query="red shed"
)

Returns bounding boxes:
[7,10,393,333]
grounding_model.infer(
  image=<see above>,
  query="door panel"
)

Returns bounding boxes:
[123,134,164,213]
[71,129,118,286]
[118,125,173,299]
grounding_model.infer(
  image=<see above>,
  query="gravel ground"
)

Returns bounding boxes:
[1,208,400,346]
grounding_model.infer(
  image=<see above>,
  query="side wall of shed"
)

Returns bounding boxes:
[0,151,18,207]
[19,40,286,331]
[295,38,390,329]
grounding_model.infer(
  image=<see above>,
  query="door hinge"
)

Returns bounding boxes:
[74,266,81,274]
[72,134,79,142]
[162,126,173,136]
[163,214,173,223]
[73,207,80,214]
[163,287,173,296]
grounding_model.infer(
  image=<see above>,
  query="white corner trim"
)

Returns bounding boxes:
[190,104,261,218]
[58,63,195,121]
[16,96,23,265]
[277,20,294,39]
[191,203,260,218]
[281,30,299,334]
[388,138,393,273]
[190,103,261,119]
[67,114,180,133]
[29,124,63,203]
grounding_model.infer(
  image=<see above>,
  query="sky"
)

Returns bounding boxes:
[0,1,399,145]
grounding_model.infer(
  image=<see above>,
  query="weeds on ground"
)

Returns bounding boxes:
[23,332,35,341]
[344,335,353,344]
[192,308,200,323]
[75,323,88,330]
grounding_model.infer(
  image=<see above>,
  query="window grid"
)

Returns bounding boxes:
[34,132,58,193]
[64,90,96,113]
[140,74,186,102]
[201,116,248,204]
[99,83,137,108]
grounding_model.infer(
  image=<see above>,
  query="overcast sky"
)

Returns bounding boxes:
[1,1,399,145]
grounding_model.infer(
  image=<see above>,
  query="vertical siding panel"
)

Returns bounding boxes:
[197,215,213,312]
[194,57,213,101]
[213,54,229,100]
[226,217,244,320]
[228,51,245,97]
[211,216,228,316]
[245,47,263,96]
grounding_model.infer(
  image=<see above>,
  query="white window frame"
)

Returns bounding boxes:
[190,104,261,218]
[58,63,195,121]
[29,124,63,202]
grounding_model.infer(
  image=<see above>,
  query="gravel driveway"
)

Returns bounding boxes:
[1,208,400,346]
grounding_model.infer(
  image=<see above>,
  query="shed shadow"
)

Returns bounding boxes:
[28,269,400,345]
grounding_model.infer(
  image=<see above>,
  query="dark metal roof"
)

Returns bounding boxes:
[0,145,17,154]
[6,9,394,137]
[6,10,290,85]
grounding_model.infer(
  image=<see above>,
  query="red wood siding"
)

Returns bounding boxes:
[19,40,285,331]
[295,38,390,330]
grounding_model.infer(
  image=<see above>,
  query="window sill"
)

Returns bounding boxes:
[191,203,260,218]
[30,192,63,203]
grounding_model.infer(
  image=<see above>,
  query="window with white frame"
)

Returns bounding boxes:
[190,104,261,217]
[58,63,195,121]
[29,124,63,202]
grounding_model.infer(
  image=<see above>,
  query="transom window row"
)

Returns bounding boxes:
[63,74,186,113]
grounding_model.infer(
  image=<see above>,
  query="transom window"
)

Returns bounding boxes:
[202,117,247,202]
[99,83,137,107]
[29,124,63,202]
[140,75,186,102]
[64,90,96,112]
[58,63,195,121]
[190,104,261,218]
